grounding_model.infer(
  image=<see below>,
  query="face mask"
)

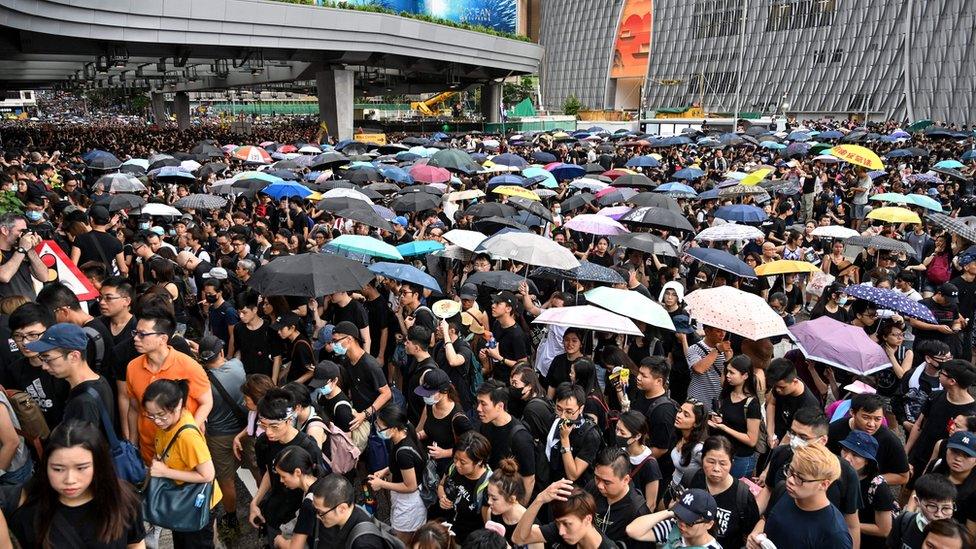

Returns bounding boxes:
[423,395,439,406]
[915,510,930,529]
[837,296,848,306]
[377,429,391,440]
[316,382,333,398]
[25,211,42,222]
[332,341,346,356]
[139,222,151,230]
[205,294,218,304]
[789,435,808,451]
[615,435,632,449]
[168,229,177,236]
[509,386,526,402]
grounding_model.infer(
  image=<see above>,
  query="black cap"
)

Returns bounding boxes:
[938,282,960,305]
[948,431,976,457]
[491,290,519,310]
[89,204,111,225]
[333,321,361,343]
[309,360,341,390]
[672,488,718,524]
[459,283,478,300]
[414,368,451,398]
[271,313,302,331]
[198,335,224,362]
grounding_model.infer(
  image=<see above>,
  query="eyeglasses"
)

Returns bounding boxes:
[785,467,826,484]
[37,352,68,365]
[555,405,582,416]
[12,331,45,343]
[315,503,340,518]
[398,289,415,296]
[787,429,818,442]
[144,410,171,421]
[920,501,956,516]
[860,311,879,318]
[98,294,125,301]
[131,330,164,339]
[258,420,288,431]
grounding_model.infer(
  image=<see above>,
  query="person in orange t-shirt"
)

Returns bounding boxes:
[126,307,213,464]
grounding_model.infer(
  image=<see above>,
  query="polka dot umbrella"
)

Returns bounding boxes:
[684,286,789,340]
[843,285,936,323]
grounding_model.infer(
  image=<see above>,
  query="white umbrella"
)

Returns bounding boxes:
[480,233,580,270]
[447,190,485,202]
[122,158,149,170]
[140,203,182,217]
[180,160,201,172]
[299,145,323,154]
[584,287,676,331]
[532,305,643,336]
[570,177,609,192]
[811,225,860,239]
[443,229,488,252]
[695,224,764,242]
[322,188,372,204]
[813,155,840,163]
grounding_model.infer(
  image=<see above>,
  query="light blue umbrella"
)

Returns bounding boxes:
[935,159,965,169]
[760,141,787,150]
[487,174,526,188]
[329,235,403,260]
[672,167,705,180]
[905,193,943,212]
[655,182,698,198]
[584,286,676,331]
[368,262,441,292]
[522,167,558,188]
[396,240,445,257]
[153,166,195,180]
[378,165,414,185]
[625,156,661,168]
[261,181,312,200]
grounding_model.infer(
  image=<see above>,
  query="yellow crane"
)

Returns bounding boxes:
[410,91,457,117]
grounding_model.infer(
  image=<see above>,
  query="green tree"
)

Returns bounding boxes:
[503,76,535,108]
[563,94,583,116]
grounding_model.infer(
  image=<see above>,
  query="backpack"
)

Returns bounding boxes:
[320,417,361,475]
[464,344,484,399]
[82,326,106,374]
[866,474,900,519]
[586,393,619,445]
[333,400,370,452]
[510,419,550,488]
[927,253,951,285]
[344,517,406,549]
[397,445,440,508]
[747,396,770,457]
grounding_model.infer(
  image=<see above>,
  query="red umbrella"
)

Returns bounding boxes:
[409,164,451,184]
[278,144,298,154]
[601,169,630,180]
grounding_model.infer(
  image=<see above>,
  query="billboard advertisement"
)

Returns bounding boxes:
[325,0,519,34]
[611,0,652,79]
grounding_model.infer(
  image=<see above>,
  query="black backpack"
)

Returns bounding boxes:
[345,518,406,549]
[510,419,551,488]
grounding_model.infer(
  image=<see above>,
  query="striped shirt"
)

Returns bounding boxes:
[685,341,725,413]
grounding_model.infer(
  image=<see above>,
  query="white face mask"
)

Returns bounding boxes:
[423,394,439,406]
[789,435,808,451]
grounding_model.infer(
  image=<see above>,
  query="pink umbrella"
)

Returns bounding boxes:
[221,144,237,153]
[532,305,643,336]
[564,214,630,235]
[409,164,451,184]
[789,316,891,375]
[597,206,633,220]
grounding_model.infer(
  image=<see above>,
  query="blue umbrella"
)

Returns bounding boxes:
[962,150,976,162]
[548,163,586,181]
[698,187,721,200]
[672,167,705,180]
[431,132,449,141]
[522,167,558,188]
[819,130,844,140]
[787,131,811,141]
[491,153,530,168]
[714,204,768,223]
[843,285,936,323]
[885,149,913,158]
[625,156,661,168]
[785,142,811,158]
[368,262,441,292]
[686,247,756,278]
[261,181,313,200]
[935,160,965,169]
[531,151,557,163]
[378,165,414,185]
[154,166,195,180]
[655,182,697,197]
[396,240,445,257]
[487,174,526,188]
[760,141,787,150]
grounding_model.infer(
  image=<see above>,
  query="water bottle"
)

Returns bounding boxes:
[194,491,206,508]
[362,483,376,516]
[486,335,497,349]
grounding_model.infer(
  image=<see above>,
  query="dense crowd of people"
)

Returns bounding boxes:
[0,114,974,549]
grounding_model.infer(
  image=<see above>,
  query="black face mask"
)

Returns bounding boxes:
[615,435,632,449]
[205,294,218,304]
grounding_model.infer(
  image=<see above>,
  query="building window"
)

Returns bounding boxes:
[766,0,835,32]
[693,0,745,39]
[688,72,738,96]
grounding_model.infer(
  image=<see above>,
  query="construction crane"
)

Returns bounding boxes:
[410,91,457,117]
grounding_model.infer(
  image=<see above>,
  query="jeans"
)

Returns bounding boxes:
[0,459,32,486]
[731,453,758,479]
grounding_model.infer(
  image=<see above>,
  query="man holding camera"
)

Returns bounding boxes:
[0,212,47,300]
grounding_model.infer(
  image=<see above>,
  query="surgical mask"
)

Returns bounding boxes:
[205,294,218,304]
[837,296,848,306]
[332,341,346,356]
[423,395,439,406]
[316,382,333,398]
[139,222,151,230]
[377,429,392,440]
[25,211,42,222]
[916,511,930,529]
[615,435,632,449]
[168,229,177,236]
[789,435,808,451]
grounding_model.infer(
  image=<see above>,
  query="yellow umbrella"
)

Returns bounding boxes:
[867,206,921,224]
[831,144,885,170]
[306,191,324,201]
[649,153,663,161]
[754,260,821,276]
[492,185,540,201]
[741,168,773,187]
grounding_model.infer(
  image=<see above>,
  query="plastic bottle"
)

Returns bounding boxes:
[362,483,376,516]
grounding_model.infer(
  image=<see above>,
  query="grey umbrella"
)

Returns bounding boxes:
[530,261,625,285]
[96,193,146,212]
[248,252,375,297]
[611,232,678,257]
[464,202,517,218]
[621,206,696,233]
[173,194,228,211]
[391,192,440,213]
[844,235,917,258]
[334,205,394,232]
[629,192,681,211]
[465,270,539,293]
[560,192,596,213]
[508,196,554,222]
[96,173,147,193]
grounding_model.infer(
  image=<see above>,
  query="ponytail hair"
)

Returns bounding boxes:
[142,378,189,411]
[488,457,524,503]
[275,446,320,477]
[375,404,422,454]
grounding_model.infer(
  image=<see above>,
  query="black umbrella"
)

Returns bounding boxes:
[621,206,696,233]
[248,253,375,297]
[340,142,371,155]
[628,192,681,211]
[463,202,516,218]
[391,192,440,213]
[611,174,657,189]
[560,192,595,213]
[465,270,538,293]
[347,168,383,184]
[611,232,678,257]
[312,179,357,192]
[508,196,554,222]
[584,163,605,174]
[472,216,529,234]
[173,194,228,211]
[364,182,401,194]
[845,235,917,258]
[335,206,394,232]
[86,153,123,171]
[273,159,303,171]
[316,196,373,213]
[402,137,430,146]
[531,151,557,163]
[119,164,146,176]
[399,185,444,196]
[931,167,970,182]
[377,144,409,155]
[531,262,625,285]
[309,152,349,169]
[232,178,271,192]
[147,158,180,172]
[190,142,224,159]
[198,162,229,179]
[95,193,146,212]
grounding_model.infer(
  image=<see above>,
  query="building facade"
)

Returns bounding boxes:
[538,0,976,123]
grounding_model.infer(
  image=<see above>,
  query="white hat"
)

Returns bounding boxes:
[202,267,228,280]
[659,280,686,303]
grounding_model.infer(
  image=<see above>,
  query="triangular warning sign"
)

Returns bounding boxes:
[33,240,98,301]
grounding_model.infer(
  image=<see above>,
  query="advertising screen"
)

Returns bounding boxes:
[328,0,519,34]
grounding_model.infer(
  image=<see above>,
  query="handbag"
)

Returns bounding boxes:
[83,387,145,484]
[142,424,215,532]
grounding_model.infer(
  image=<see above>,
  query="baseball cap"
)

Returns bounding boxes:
[309,360,341,390]
[313,324,335,352]
[491,290,519,310]
[203,267,229,280]
[948,431,976,457]
[938,282,960,305]
[393,216,409,228]
[198,335,225,362]
[24,323,88,353]
[271,313,302,331]
[671,488,718,524]
[89,204,111,225]
[459,283,478,300]
[839,430,879,463]
[333,321,361,343]
[414,368,451,398]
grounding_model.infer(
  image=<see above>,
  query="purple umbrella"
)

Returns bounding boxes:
[564,214,630,236]
[789,316,891,375]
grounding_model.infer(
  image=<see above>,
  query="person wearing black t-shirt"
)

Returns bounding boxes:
[4,303,68,429]
[709,355,763,479]
[368,404,428,541]
[360,281,392,363]
[837,430,897,549]
[310,474,384,549]
[70,205,126,276]
[629,357,678,479]
[402,326,437,424]
[332,321,392,436]
[325,291,371,355]
[585,448,652,548]
[477,380,537,503]
[547,328,584,399]
[548,383,603,489]
[481,291,528,382]
[687,436,761,549]
[766,357,821,445]
[231,291,283,380]
[513,481,621,549]
[249,389,325,545]
[272,313,315,385]
[311,360,355,433]
[416,368,472,475]
[907,360,976,479]
[826,393,910,487]
[433,318,476,412]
